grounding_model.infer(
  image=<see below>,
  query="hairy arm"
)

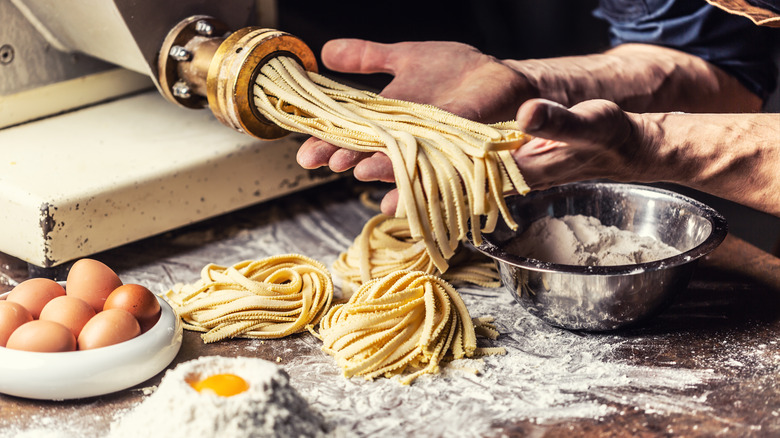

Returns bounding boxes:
[504,43,763,114]
[298,40,763,176]
[514,100,780,216]
[632,112,780,215]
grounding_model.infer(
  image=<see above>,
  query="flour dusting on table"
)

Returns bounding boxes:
[117,202,718,437]
[0,194,746,438]
[283,286,716,436]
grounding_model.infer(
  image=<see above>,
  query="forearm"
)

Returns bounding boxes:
[629,112,780,216]
[504,43,763,113]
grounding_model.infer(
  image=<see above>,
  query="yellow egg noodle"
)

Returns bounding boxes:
[164,254,333,343]
[313,270,505,385]
[358,190,382,212]
[333,213,501,295]
[253,57,531,273]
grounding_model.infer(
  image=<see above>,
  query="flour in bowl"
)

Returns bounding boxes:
[511,214,681,266]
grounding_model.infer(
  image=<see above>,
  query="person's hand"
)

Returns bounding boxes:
[512,98,644,190]
[373,98,647,215]
[296,39,536,184]
[515,99,780,218]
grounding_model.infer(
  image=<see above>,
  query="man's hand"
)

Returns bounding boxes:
[369,98,646,215]
[296,39,536,177]
[512,98,642,190]
[514,99,780,217]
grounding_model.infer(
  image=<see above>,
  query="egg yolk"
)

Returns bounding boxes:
[189,373,249,397]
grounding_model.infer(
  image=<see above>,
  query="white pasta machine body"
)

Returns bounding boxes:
[0,0,334,271]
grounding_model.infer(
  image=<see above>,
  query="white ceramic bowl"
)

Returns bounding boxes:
[0,296,182,400]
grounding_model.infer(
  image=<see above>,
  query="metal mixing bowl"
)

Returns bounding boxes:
[474,182,728,331]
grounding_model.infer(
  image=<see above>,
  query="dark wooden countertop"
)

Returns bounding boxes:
[0,180,777,438]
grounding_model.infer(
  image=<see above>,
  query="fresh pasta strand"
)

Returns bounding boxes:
[253,57,531,273]
[333,213,500,296]
[313,270,505,385]
[358,190,382,212]
[164,254,333,343]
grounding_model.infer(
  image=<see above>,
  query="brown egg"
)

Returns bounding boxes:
[0,301,34,347]
[39,296,96,338]
[6,320,77,352]
[77,308,140,350]
[103,284,161,333]
[66,259,123,313]
[7,278,67,319]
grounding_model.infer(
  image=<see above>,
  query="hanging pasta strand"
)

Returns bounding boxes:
[253,57,531,273]
[333,214,501,296]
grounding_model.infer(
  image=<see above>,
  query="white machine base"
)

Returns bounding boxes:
[0,91,336,267]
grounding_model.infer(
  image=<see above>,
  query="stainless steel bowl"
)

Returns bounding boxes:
[474,182,728,331]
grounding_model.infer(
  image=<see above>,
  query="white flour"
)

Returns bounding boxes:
[115,204,721,437]
[3,198,757,438]
[511,214,681,266]
[109,356,326,438]
[284,287,716,436]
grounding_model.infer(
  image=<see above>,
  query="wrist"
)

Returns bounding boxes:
[503,50,659,109]
[503,44,762,113]
[622,112,677,183]
[630,112,780,213]
[501,58,581,108]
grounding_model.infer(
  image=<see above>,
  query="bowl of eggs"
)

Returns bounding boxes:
[0,259,182,400]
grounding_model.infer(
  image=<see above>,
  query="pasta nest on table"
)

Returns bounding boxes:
[333,213,501,296]
[313,270,504,385]
[164,254,333,343]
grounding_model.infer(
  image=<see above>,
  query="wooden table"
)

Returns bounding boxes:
[0,180,777,437]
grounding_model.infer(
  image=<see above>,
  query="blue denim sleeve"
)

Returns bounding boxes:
[594,0,778,101]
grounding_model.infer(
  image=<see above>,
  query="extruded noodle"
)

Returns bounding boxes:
[162,58,514,372]
[313,270,505,385]
[163,254,333,343]
[333,213,500,295]
[253,57,531,273]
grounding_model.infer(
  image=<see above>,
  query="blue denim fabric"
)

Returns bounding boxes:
[594,0,778,100]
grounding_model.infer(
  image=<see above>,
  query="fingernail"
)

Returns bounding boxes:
[524,105,547,132]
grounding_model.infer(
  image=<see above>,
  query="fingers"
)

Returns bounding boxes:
[516,98,628,146]
[512,99,640,190]
[298,137,393,179]
[380,189,399,216]
[298,135,396,209]
[353,153,394,182]
[298,137,372,172]
[297,138,339,169]
[321,39,394,75]
[328,149,373,172]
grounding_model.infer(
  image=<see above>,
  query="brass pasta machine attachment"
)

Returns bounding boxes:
[157,16,318,139]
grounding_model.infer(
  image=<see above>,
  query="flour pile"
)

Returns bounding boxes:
[110,356,326,438]
[511,214,681,266]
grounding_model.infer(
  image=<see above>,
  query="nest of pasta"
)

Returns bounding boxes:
[314,270,503,384]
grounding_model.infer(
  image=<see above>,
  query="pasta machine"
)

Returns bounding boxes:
[0,0,333,271]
